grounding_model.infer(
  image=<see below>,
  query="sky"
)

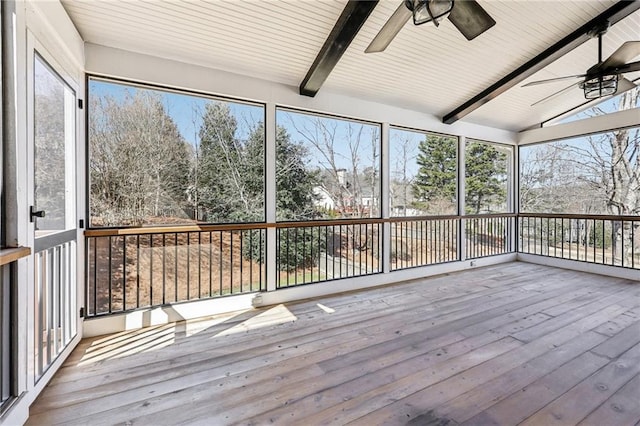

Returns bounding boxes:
[90,78,637,180]
[90,79,381,173]
[89,79,262,145]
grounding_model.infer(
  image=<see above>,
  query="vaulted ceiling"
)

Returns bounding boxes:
[62,0,640,132]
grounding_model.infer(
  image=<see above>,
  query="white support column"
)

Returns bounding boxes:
[458,136,466,262]
[265,103,277,292]
[381,122,391,274]
[512,145,519,252]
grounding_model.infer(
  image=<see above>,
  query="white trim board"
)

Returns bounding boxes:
[518,107,640,145]
[517,253,640,282]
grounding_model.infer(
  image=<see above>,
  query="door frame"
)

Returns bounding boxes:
[23,28,84,402]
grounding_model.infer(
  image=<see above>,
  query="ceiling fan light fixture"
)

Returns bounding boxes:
[405,0,454,26]
[581,74,618,99]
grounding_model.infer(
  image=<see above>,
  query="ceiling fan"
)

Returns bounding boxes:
[524,27,640,106]
[365,0,496,53]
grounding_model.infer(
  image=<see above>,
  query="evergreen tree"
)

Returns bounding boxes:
[412,135,457,213]
[465,141,507,214]
[274,125,319,221]
[197,102,264,222]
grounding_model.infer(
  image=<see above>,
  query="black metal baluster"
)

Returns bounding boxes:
[186,232,190,300]
[122,236,127,311]
[326,226,329,281]
[286,228,290,287]
[162,233,166,305]
[592,219,596,264]
[276,228,280,288]
[108,237,113,313]
[359,223,363,275]
[149,235,153,307]
[294,227,299,286]
[219,231,223,295]
[92,238,97,315]
[239,231,243,293]
[249,230,254,291]
[632,220,635,269]
[209,231,213,296]
[620,220,625,268]
[136,235,140,308]
[230,231,234,294]
[174,233,178,302]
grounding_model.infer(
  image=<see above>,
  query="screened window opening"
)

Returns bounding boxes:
[88,79,265,227]
[389,128,458,217]
[275,109,381,221]
[465,140,511,214]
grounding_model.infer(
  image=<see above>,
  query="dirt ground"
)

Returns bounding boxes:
[88,230,265,314]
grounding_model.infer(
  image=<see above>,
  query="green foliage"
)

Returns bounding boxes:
[412,135,457,212]
[197,102,264,223]
[277,227,327,271]
[196,118,321,268]
[465,142,508,214]
[587,221,612,249]
[275,125,319,221]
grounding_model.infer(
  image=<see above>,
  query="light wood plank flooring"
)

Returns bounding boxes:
[28,262,640,425]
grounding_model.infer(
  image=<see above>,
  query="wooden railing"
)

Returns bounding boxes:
[465,214,516,259]
[85,224,267,317]
[389,216,459,270]
[519,213,640,269]
[84,214,521,317]
[275,219,383,288]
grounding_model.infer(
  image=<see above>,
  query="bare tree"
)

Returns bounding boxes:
[390,136,418,216]
[89,91,191,226]
[520,88,639,264]
[285,113,380,218]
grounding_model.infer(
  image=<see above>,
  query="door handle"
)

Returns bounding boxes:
[30,206,45,222]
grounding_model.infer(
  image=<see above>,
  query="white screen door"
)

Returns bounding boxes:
[31,53,78,381]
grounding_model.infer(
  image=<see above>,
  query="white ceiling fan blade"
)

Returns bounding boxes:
[613,77,637,96]
[365,2,412,53]
[531,81,582,107]
[522,74,586,87]
[599,41,640,70]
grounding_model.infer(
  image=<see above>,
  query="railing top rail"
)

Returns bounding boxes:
[275,218,384,228]
[0,246,31,266]
[519,212,640,221]
[85,213,525,237]
[389,215,460,222]
[462,213,517,219]
[84,222,268,237]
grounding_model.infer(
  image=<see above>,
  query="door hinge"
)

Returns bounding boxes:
[79,307,85,318]
[78,99,84,109]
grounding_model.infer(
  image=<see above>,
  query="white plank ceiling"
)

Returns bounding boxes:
[61,0,640,132]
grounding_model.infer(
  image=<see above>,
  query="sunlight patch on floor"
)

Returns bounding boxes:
[317,303,335,313]
[210,304,298,338]
[77,326,177,365]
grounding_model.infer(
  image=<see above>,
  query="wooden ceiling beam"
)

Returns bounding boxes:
[300,1,379,97]
[442,0,640,125]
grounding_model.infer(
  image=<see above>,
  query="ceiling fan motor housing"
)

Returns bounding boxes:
[404,0,454,26]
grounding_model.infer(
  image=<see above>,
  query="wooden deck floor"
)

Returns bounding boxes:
[28,262,640,425]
